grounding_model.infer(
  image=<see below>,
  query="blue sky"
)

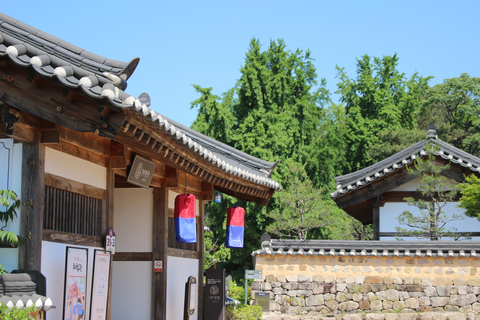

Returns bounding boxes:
[2,1,479,127]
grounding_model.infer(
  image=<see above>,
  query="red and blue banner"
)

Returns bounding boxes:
[174,194,197,243]
[226,206,244,248]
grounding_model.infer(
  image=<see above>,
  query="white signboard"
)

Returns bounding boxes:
[64,247,88,320]
[90,250,111,320]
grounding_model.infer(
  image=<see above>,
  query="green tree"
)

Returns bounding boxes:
[395,141,463,240]
[336,54,430,170]
[350,218,373,240]
[458,174,480,221]
[419,73,480,156]
[0,189,21,246]
[191,39,336,279]
[203,228,231,270]
[265,164,336,240]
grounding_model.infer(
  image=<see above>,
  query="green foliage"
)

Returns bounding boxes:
[0,189,22,246]
[336,54,431,170]
[350,218,373,240]
[225,304,262,320]
[305,102,349,188]
[419,73,480,156]
[203,229,231,270]
[265,163,338,240]
[227,279,246,303]
[0,264,6,275]
[458,174,480,221]
[0,305,34,320]
[396,141,463,240]
[192,38,330,281]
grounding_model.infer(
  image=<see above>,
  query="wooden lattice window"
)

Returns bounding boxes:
[44,186,102,237]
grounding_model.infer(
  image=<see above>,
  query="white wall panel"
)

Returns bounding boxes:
[111,261,152,320]
[44,147,107,189]
[167,256,199,320]
[41,241,102,320]
[113,188,153,252]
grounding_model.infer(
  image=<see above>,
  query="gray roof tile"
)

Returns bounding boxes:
[0,12,281,192]
[253,238,480,259]
[331,136,480,199]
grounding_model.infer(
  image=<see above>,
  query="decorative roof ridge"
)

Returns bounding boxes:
[331,134,480,198]
[0,12,136,79]
[252,239,480,258]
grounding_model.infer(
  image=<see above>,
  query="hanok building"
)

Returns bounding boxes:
[0,12,280,320]
[330,125,480,240]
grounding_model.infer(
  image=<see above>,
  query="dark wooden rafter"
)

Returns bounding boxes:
[0,62,126,139]
[117,118,275,202]
[334,167,417,208]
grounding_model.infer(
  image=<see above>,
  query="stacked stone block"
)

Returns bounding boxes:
[251,274,480,315]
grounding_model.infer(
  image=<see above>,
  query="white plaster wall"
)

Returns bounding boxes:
[391,176,422,191]
[381,174,480,240]
[110,188,154,320]
[166,256,199,320]
[44,147,107,190]
[41,241,102,320]
[380,202,480,241]
[0,139,22,272]
[111,261,152,320]
[113,188,153,252]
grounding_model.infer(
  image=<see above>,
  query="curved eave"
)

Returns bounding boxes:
[331,139,480,199]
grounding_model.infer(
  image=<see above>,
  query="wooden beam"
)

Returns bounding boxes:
[58,126,110,156]
[42,229,103,247]
[372,196,379,240]
[112,252,153,261]
[166,248,200,259]
[0,66,126,139]
[46,140,108,167]
[110,141,126,169]
[19,132,45,270]
[201,181,214,201]
[40,128,59,144]
[8,121,35,143]
[44,172,106,200]
[334,168,417,208]
[166,166,177,188]
[379,191,460,204]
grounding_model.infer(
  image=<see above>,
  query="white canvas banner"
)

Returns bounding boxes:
[90,251,111,320]
[64,247,88,320]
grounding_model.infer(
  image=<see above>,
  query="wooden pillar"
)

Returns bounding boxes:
[19,133,45,270]
[373,196,380,240]
[153,182,168,320]
[197,200,205,319]
[105,162,116,320]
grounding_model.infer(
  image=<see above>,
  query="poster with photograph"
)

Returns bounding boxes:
[90,250,111,320]
[64,247,88,320]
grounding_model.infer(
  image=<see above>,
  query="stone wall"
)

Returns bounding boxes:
[252,255,480,315]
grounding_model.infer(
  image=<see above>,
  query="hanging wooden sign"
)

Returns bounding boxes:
[127,155,156,188]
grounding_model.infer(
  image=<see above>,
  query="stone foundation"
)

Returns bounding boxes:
[251,274,480,315]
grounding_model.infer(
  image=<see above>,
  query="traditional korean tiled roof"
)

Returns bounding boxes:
[0,273,53,311]
[0,12,281,191]
[330,127,480,199]
[252,238,480,259]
